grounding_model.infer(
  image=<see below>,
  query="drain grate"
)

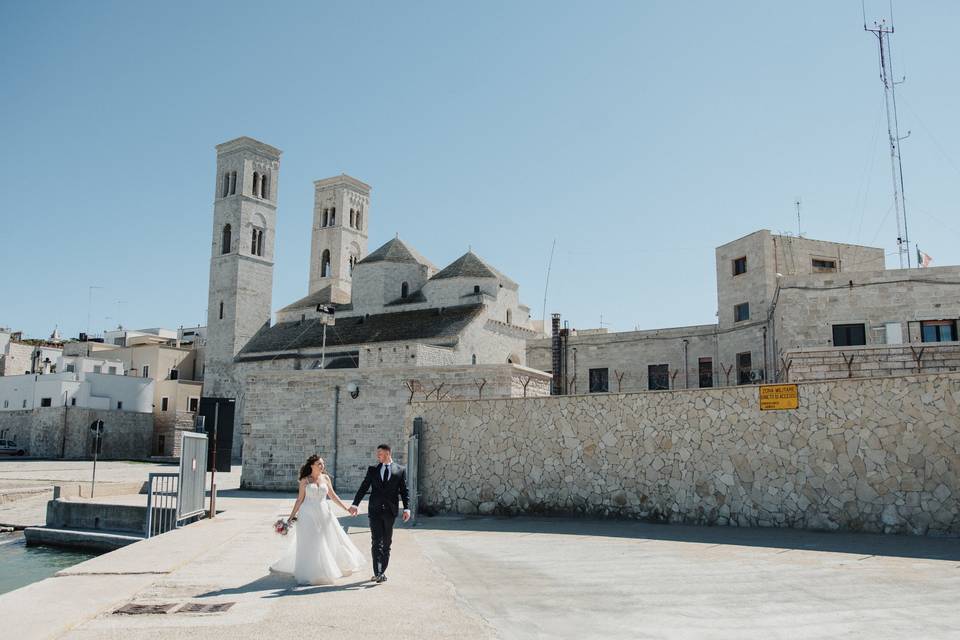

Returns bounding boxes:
[114,603,178,615]
[178,602,236,614]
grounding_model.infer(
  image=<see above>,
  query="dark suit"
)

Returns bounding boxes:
[352,461,409,576]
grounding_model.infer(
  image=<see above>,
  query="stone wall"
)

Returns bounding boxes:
[408,372,960,535]
[240,364,551,492]
[0,407,153,459]
[787,343,960,382]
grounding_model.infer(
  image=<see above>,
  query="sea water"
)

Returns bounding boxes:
[0,532,98,595]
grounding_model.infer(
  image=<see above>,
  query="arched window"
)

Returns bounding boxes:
[350,209,355,228]
[506,309,512,324]
[322,209,328,227]
[229,171,237,195]
[321,250,331,277]
[219,301,224,320]
[356,210,362,231]
[221,173,230,198]
[251,228,264,256]
[471,354,477,365]
[401,282,409,299]
[252,171,260,197]
[330,207,336,226]
[261,173,269,199]
[221,224,232,255]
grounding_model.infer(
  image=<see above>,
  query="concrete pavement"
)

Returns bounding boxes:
[2,483,959,639]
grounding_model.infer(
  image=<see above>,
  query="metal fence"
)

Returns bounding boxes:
[178,432,208,520]
[406,419,421,523]
[145,432,208,538]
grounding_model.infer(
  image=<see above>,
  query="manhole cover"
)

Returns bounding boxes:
[178,602,236,614]
[114,603,178,615]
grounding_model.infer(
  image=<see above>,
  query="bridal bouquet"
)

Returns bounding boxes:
[273,518,292,535]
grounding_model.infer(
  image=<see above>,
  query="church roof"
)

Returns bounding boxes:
[358,238,434,268]
[277,285,351,312]
[237,303,484,356]
[431,251,518,289]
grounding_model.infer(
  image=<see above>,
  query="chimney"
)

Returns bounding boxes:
[551,313,562,395]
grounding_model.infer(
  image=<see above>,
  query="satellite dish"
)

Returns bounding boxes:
[347,382,360,399]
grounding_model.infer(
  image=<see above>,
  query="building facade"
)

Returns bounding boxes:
[528,230,960,392]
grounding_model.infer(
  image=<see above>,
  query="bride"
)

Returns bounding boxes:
[270,455,365,585]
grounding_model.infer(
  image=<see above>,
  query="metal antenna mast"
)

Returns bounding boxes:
[795,198,802,237]
[864,3,912,268]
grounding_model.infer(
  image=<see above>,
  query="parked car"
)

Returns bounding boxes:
[0,439,26,456]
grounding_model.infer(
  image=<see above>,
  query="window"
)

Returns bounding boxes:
[2,400,7,408]
[736,352,752,385]
[322,209,329,227]
[734,302,750,322]
[698,357,713,388]
[356,210,362,230]
[40,397,52,407]
[321,250,331,277]
[65,363,75,373]
[733,256,747,276]
[400,282,409,299]
[108,366,117,374]
[330,207,336,226]
[221,173,230,198]
[251,228,264,256]
[832,323,866,347]
[589,368,609,393]
[506,309,513,324]
[474,285,481,294]
[169,368,179,380]
[350,209,355,228]
[261,174,269,199]
[117,401,123,410]
[921,320,957,343]
[188,397,199,412]
[71,398,76,406]
[252,171,260,197]
[142,365,150,378]
[229,170,237,195]
[219,301,224,320]
[812,258,837,273]
[93,365,102,374]
[648,364,669,391]
[161,397,169,411]
[471,354,477,365]
[221,224,232,254]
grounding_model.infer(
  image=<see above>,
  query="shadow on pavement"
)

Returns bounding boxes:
[409,514,960,561]
[197,574,376,599]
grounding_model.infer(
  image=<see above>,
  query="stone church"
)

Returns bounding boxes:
[202,137,549,490]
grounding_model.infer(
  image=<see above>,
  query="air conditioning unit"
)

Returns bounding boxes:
[749,369,765,383]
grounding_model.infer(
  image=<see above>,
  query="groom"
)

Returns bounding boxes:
[349,444,410,584]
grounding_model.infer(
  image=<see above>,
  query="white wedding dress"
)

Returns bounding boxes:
[270,480,365,585]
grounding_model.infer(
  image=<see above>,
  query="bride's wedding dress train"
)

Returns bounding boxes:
[270,480,365,585]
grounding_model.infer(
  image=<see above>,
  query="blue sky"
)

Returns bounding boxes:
[2,1,959,339]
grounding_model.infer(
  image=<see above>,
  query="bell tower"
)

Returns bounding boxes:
[203,137,281,425]
[308,174,370,301]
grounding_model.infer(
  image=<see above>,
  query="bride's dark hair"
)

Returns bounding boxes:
[299,455,320,480]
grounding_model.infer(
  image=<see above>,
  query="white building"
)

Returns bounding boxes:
[0,365,154,413]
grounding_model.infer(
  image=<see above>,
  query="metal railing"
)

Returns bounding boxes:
[145,473,179,538]
[145,432,209,538]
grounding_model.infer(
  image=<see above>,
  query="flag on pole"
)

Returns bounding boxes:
[917,248,933,268]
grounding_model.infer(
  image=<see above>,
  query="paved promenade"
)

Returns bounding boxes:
[1,482,959,638]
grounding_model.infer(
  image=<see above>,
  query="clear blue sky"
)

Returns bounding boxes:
[3,1,959,339]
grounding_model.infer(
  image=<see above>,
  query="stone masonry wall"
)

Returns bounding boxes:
[409,373,960,535]
[0,407,153,459]
[240,364,551,492]
[787,343,960,382]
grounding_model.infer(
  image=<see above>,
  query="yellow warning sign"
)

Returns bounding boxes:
[759,384,799,410]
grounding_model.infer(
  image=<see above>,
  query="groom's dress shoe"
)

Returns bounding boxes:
[370,575,379,582]
[377,574,388,583]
